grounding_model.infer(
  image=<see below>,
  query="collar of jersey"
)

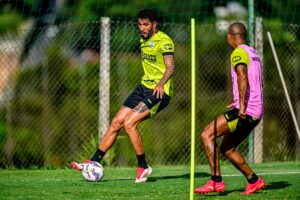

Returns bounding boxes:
[140,31,160,43]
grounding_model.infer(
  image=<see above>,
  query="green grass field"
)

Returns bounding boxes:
[0,162,299,200]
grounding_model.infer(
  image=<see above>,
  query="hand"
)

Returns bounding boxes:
[227,103,235,110]
[238,109,246,119]
[237,109,247,129]
[153,83,164,99]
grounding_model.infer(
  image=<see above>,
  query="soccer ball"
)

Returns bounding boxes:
[81,161,104,182]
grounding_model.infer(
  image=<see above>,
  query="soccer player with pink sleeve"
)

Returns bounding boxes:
[194,22,265,195]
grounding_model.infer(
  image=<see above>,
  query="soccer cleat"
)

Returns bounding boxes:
[70,160,91,171]
[242,177,265,195]
[135,166,152,183]
[194,180,225,194]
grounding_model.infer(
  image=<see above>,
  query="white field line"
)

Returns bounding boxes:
[222,171,300,177]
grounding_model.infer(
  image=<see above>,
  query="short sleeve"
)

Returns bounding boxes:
[230,48,250,69]
[160,38,174,56]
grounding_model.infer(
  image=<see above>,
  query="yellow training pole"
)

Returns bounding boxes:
[189,18,196,200]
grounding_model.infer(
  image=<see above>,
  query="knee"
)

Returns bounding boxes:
[201,128,213,143]
[123,119,137,133]
[201,131,207,142]
[110,116,124,130]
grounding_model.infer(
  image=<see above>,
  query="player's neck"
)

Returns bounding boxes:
[148,30,158,39]
[234,40,246,48]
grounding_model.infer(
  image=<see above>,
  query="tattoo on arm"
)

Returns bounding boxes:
[158,55,175,85]
[133,103,148,113]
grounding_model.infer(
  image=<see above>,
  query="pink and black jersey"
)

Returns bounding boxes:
[230,44,263,119]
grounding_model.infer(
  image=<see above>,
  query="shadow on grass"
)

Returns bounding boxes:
[100,172,210,182]
[194,190,236,197]
[264,181,291,190]
[148,172,210,182]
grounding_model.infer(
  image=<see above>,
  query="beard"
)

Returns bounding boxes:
[141,33,150,39]
[140,28,155,40]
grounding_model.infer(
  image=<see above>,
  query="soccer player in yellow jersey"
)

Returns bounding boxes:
[71,9,175,183]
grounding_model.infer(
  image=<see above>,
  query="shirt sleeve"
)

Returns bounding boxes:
[159,38,175,55]
[230,48,250,69]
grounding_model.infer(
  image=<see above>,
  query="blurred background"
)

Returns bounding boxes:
[0,0,299,168]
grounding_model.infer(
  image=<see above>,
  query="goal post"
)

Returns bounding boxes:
[99,17,111,147]
[254,17,264,163]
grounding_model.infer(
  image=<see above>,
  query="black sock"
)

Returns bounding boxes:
[90,149,106,163]
[247,173,258,184]
[211,175,222,182]
[137,154,148,169]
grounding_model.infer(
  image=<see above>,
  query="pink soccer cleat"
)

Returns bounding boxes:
[70,160,91,171]
[242,177,265,195]
[135,166,152,183]
[194,180,225,194]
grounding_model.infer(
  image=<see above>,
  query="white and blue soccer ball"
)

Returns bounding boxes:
[81,161,104,182]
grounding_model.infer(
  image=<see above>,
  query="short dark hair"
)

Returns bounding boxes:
[137,9,158,22]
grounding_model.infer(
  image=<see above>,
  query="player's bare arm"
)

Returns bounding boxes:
[236,63,248,118]
[153,54,175,99]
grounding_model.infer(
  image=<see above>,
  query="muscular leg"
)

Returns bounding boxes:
[123,102,150,155]
[201,114,230,176]
[220,129,254,178]
[71,106,133,169]
[99,106,133,152]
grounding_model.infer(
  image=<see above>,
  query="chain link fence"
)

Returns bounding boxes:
[0,19,299,168]
[262,23,300,161]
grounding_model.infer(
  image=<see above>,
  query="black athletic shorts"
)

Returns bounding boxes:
[123,84,170,117]
[223,108,260,134]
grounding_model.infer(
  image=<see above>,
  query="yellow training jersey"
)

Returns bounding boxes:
[140,31,175,97]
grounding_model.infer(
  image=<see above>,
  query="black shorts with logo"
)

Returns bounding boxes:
[123,84,170,117]
[223,108,260,134]
[221,108,261,149]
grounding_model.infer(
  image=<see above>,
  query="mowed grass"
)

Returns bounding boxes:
[0,162,299,200]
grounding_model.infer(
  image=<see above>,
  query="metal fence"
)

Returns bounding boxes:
[0,18,299,168]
